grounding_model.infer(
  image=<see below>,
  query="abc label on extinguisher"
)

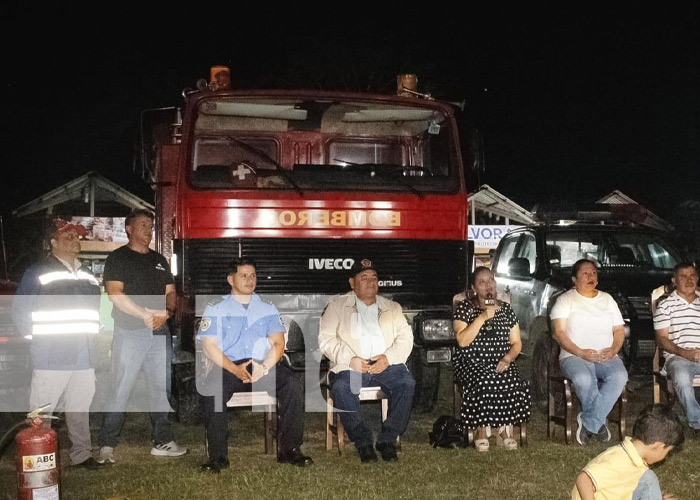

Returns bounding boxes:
[22,452,56,472]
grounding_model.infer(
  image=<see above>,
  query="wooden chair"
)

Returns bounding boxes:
[226,391,277,454]
[546,337,628,444]
[653,346,700,405]
[325,382,396,453]
[453,382,528,447]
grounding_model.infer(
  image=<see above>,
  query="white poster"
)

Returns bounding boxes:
[69,217,128,242]
[468,225,521,249]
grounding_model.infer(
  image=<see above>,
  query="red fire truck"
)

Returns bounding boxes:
[141,68,472,420]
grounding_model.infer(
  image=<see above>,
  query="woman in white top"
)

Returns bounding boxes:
[551,259,628,445]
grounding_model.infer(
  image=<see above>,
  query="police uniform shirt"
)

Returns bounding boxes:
[196,293,285,362]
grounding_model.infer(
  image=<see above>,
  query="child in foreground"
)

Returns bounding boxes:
[572,404,685,500]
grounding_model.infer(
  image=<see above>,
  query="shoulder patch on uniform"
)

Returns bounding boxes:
[199,318,212,332]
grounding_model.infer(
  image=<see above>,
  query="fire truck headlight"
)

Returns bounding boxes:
[421,319,453,341]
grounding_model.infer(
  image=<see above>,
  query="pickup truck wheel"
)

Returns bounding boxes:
[406,348,440,413]
[530,332,552,402]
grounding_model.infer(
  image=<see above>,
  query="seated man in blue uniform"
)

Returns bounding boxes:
[197,257,312,472]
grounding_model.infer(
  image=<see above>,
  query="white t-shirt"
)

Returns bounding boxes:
[550,289,625,359]
[355,297,388,359]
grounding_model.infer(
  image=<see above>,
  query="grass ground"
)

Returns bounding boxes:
[1,364,698,500]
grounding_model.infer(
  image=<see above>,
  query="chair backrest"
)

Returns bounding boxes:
[545,336,564,379]
[650,288,670,372]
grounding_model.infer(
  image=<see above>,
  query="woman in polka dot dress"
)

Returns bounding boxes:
[452,267,531,451]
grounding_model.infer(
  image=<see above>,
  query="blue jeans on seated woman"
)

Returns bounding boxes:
[560,355,628,435]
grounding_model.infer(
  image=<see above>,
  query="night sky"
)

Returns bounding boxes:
[5,18,698,219]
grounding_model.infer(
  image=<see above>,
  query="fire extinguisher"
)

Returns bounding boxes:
[15,404,60,500]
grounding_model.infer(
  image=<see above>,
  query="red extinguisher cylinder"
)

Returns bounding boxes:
[16,418,60,500]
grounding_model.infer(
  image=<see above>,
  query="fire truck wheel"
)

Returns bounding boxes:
[407,348,440,414]
[172,362,203,425]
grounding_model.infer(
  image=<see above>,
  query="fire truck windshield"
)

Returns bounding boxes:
[189,98,459,193]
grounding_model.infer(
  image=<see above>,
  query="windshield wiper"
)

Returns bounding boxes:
[332,159,424,198]
[226,136,304,196]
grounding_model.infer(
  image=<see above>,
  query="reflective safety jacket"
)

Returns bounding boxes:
[13,255,101,370]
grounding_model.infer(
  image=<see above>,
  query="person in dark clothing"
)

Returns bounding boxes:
[97,209,186,464]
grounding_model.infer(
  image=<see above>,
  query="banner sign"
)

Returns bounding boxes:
[69,217,128,242]
[468,225,521,249]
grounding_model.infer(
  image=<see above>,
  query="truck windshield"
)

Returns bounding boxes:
[188,98,459,193]
[547,231,682,270]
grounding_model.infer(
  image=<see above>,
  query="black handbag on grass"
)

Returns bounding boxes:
[429,415,467,448]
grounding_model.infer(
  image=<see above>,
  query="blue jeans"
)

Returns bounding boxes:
[98,326,174,447]
[330,364,415,449]
[665,355,700,429]
[560,355,627,434]
[632,469,662,500]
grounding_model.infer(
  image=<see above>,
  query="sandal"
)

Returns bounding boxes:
[496,425,518,451]
[474,438,489,452]
[474,427,490,452]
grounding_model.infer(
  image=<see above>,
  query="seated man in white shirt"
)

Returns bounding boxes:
[319,259,415,463]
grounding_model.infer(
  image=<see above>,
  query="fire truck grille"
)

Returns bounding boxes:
[178,238,467,301]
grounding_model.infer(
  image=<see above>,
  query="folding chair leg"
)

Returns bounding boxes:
[264,405,275,455]
[618,390,627,440]
[653,378,661,405]
[326,394,334,451]
[519,421,528,447]
[548,379,555,439]
[564,380,574,445]
[453,383,463,419]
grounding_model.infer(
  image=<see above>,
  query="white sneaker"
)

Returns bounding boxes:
[96,446,115,464]
[150,440,187,457]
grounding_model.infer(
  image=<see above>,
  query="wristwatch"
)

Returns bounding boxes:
[262,364,269,376]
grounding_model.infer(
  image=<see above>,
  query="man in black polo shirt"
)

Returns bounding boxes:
[97,209,186,464]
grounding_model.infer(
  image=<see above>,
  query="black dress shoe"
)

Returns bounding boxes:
[375,442,398,462]
[358,445,378,463]
[200,459,230,473]
[73,457,103,470]
[277,447,313,467]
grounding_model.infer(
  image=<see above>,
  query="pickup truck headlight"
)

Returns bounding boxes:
[421,318,453,341]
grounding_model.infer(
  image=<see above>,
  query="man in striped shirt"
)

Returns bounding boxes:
[653,262,700,432]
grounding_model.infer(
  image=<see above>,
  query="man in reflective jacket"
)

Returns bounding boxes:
[13,219,102,469]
